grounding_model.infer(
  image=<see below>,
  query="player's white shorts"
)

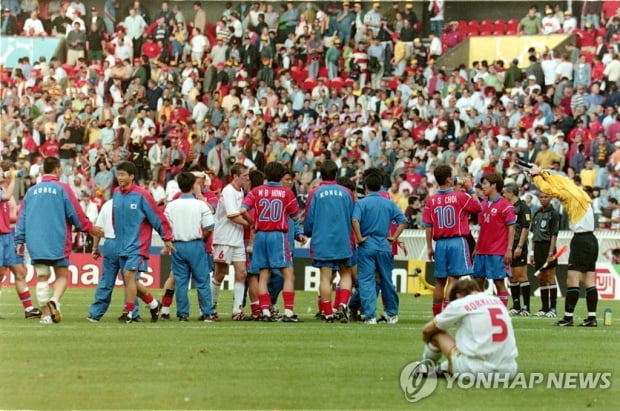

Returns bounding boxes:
[213,245,246,264]
[448,348,517,378]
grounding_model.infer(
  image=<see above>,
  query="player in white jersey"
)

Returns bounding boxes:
[211,164,252,319]
[420,278,518,377]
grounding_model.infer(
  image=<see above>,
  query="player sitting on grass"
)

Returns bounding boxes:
[418,278,518,378]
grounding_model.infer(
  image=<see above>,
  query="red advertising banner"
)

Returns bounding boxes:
[0,254,161,288]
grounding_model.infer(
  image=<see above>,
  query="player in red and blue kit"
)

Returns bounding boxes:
[0,162,41,319]
[15,157,103,324]
[423,165,481,316]
[113,161,174,323]
[472,173,516,306]
[304,160,356,323]
[241,162,301,322]
[352,172,408,324]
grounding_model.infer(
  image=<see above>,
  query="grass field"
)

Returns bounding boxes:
[1,289,619,410]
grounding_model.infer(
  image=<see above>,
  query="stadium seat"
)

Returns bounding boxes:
[480,19,493,32]
[330,77,344,91]
[507,19,519,32]
[388,76,399,90]
[493,30,504,36]
[479,30,491,36]
[303,78,318,92]
[318,66,328,78]
[343,78,355,87]
[467,20,480,31]
[505,30,517,35]
[467,27,479,37]
[493,19,506,34]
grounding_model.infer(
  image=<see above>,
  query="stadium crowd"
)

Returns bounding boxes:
[1,0,620,324]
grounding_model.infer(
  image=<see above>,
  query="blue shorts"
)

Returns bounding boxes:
[473,255,511,280]
[32,258,70,267]
[248,231,292,273]
[312,256,353,270]
[433,237,473,279]
[0,233,20,266]
[119,255,149,272]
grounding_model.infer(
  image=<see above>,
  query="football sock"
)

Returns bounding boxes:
[321,300,333,317]
[124,302,135,316]
[422,342,442,362]
[211,279,221,309]
[442,301,450,310]
[258,293,271,316]
[35,282,51,305]
[585,286,598,318]
[233,282,245,313]
[549,284,558,310]
[250,301,260,316]
[432,301,442,316]
[162,289,174,308]
[540,286,549,312]
[497,290,509,306]
[564,287,580,318]
[509,282,521,309]
[18,289,34,310]
[283,291,295,316]
[521,281,531,311]
[336,288,351,308]
[142,293,155,306]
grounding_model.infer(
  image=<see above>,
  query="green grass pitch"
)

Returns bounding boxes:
[1,289,619,410]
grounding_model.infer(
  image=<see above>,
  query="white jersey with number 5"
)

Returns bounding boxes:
[435,293,518,374]
[213,184,245,247]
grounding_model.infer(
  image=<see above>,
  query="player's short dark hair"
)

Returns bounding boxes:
[363,167,384,179]
[336,176,356,192]
[482,172,504,192]
[177,172,196,193]
[610,197,618,205]
[249,169,264,189]
[434,164,452,186]
[320,159,338,180]
[117,161,137,176]
[264,161,286,182]
[230,163,248,177]
[449,278,481,301]
[364,173,382,192]
[43,157,61,174]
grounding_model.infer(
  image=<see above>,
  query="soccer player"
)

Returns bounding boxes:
[87,198,142,322]
[241,162,301,322]
[267,168,306,317]
[529,164,599,327]
[304,160,356,323]
[16,157,103,324]
[0,162,41,319]
[472,173,516,306]
[423,165,481,316]
[113,161,174,323]
[530,192,560,318]
[420,278,518,377]
[164,172,218,322]
[352,172,408,324]
[211,164,252,320]
[502,183,532,316]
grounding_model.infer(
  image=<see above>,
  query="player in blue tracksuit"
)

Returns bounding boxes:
[16,157,102,324]
[113,161,174,323]
[87,199,141,321]
[304,160,355,323]
[352,172,408,324]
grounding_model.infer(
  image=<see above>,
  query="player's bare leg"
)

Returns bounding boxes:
[248,274,261,318]
[211,262,228,311]
[257,268,273,320]
[561,270,598,326]
[319,267,335,321]
[494,279,509,307]
[280,266,300,322]
[10,264,40,318]
[334,265,352,323]
[134,279,161,322]
[432,278,447,316]
[443,277,458,310]
[119,269,138,323]
[232,260,248,319]
[159,273,175,320]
